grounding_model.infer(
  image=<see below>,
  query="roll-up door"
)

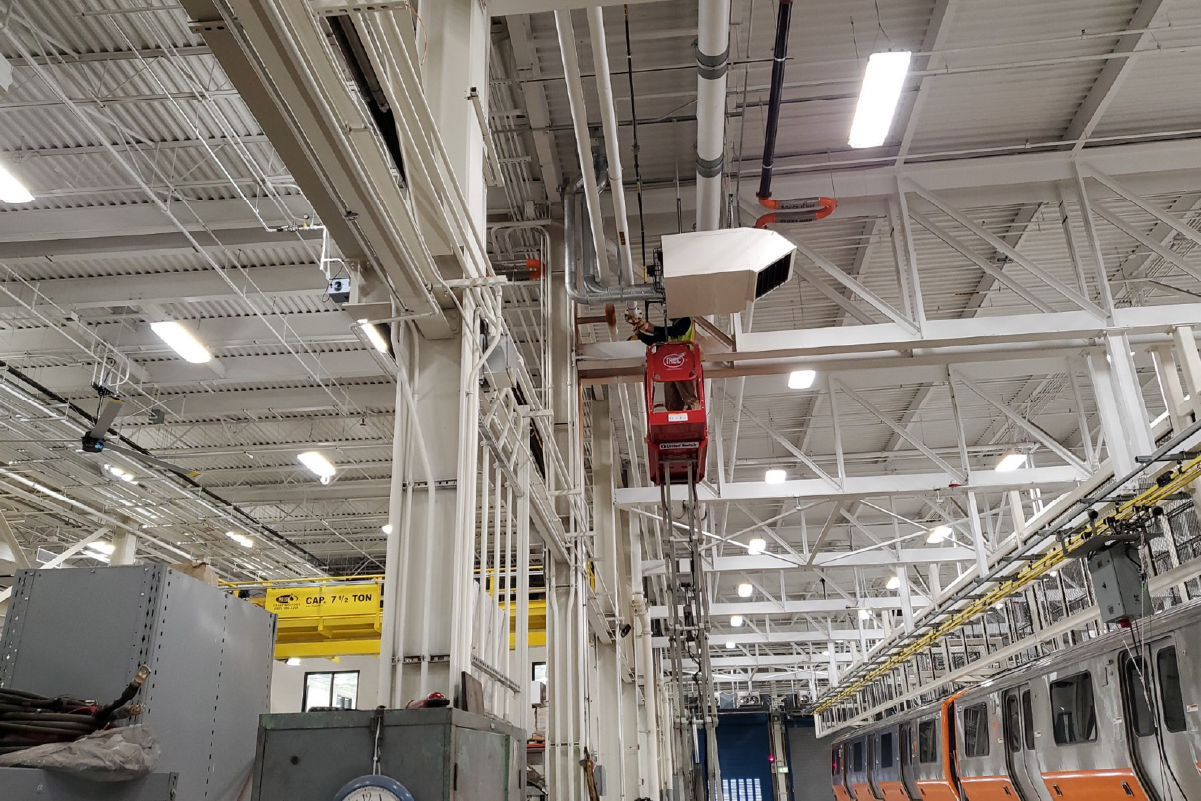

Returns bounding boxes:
[784,716,835,801]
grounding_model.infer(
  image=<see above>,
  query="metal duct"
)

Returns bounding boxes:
[695,0,731,232]
[565,185,662,306]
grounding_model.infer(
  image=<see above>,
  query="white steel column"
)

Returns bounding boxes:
[420,0,489,235]
[111,530,137,566]
[1088,333,1154,473]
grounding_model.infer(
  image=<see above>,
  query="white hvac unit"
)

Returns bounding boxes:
[661,227,797,317]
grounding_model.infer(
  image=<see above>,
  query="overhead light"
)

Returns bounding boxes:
[858,608,871,620]
[381,524,393,535]
[993,601,1006,611]
[0,162,33,203]
[788,369,817,390]
[725,641,736,650]
[730,614,744,628]
[926,525,952,543]
[1048,569,1058,578]
[848,51,912,148]
[285,657,301,666]
[886,574,901,590]
[764,469,787,484]
[150,321,212,364]
[226,531,254,548]
[88,540,116,555]
[747,538,766,556]
[358,319,389,353]
[102,463,138,484]
[737,582,753,598]
[996,453,1027,472]
[298,451,337,481]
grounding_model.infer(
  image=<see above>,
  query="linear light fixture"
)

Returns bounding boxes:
[226,531,254,548]
[298,451,337,481]
[150,321,212,364]
[285,657,302,666]
[996,453,1028,472]
[0,163,33,203]
[848,51,912,148]
[729,614,744,628]
[102,463,138,484]
[747,537,766,556]
[858,608,872,620]
[737,582,753,598]
[926,524,952,543]
[764,469,786,484]
[381,524,393,535]
[358,319,389,353]
[725,641,736,650]
[886,574,901,590]
[88,540,116,555]
[788,369,817,390]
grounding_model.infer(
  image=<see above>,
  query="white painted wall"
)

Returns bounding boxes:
[269,656,381,713]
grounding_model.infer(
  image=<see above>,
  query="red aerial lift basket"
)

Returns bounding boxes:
[645,341,707,485]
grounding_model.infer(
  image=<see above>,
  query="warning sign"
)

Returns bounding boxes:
[265,584,381,618]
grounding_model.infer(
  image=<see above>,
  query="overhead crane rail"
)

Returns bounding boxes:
[816,417,1201,717]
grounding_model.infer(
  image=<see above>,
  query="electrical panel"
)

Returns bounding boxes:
[1087,542,1149,625]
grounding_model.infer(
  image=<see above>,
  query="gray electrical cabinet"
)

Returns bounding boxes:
[251,707,524,801]
[1088,542,1149,625]
[0,564,277,801]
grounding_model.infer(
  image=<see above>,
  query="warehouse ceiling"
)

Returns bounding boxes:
[0,0,1200,688]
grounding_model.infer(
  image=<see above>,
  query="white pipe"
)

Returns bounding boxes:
[696,0,731,231]
[556,11,612,283]
[587,7,636,290]
[633,592,662,797]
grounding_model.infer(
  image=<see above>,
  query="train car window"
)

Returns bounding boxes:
[1050,672,1097,744]
[1021,690,1035,751]
[1122,655,1155,737]
[1157,647,1187,733]
[1005,694,1021,753]
[962,703,990,757]
[853,740,864,772]
[880,732,895,768]
[918,720,939,763]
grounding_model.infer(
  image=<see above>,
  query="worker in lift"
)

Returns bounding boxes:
[628,311,700,411]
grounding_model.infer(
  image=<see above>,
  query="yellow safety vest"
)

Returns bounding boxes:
[672,320,696,343]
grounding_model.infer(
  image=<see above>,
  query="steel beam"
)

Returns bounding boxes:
[642,547,974,575]
[649,596,929,620]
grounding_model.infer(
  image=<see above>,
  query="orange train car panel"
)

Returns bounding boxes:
[848,783,872,800]
[875,781,909,801]
[1040,769,1152,801]
[915,780,959,801]
[959,776,1019,801]
[832,787,855,801]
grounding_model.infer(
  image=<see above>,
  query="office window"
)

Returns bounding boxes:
[1050,672,1097,744]
[1122,656,1155,737]
[962,703,990,757]
[879,732,894,768]
[918,720,939,764]
[1157,647,1186,733]
[852,740,864,772]
[302,670,359,711]
[721,778,762,801]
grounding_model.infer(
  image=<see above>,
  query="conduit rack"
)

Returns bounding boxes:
[815,416,1201,719]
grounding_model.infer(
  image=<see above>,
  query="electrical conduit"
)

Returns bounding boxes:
[696,0,731,232]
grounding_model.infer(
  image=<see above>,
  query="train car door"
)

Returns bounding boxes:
[1003,686,1051,801]
[1128,638,1201,800]
[899,722,919,800]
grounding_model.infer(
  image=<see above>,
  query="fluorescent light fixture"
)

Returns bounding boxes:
[381,524,393,535]
[726,641,736,650]
[994,601,1006,611]
[926,525,952,543]
[226,531,254,548]
[848,51,912,148]
[1048,569,1058,578]
[298,451,337,480]
[150,321,212,364]
[285,657,301,666]
[102,463,137,484]
[765,469,786,484]
[996,453,1028,472]
[88,540,116,555]
[729,614,744,628]
[886,574,901,590]
[737,582,753,598]
[788,369,817,390]
[358,319,389,353]
[0,163,32,203]
[747,537,766,556]
[858,608,871,620]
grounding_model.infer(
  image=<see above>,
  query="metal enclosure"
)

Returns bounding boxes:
[250,708,524,801]
[0,564,277,801]
[1088,543,1148,623]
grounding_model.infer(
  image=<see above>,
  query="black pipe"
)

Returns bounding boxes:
[757,0,794,201]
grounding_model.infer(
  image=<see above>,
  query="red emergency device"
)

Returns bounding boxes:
[645,341,708,485]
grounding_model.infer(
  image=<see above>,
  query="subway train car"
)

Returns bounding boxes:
[831,600,1201,801]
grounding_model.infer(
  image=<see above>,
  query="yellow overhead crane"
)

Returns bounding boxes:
[222,572,547,660]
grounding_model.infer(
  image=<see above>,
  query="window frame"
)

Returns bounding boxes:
[917,719,939,764]
[1049,671,1098,745]
[852,739,864,773]
[961,702,991,758]
[301,669,360,711]
[1021,690,1035,751]
[1121,654,1156,738]
[879,731,895,769]
[1157,646,1187,734]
